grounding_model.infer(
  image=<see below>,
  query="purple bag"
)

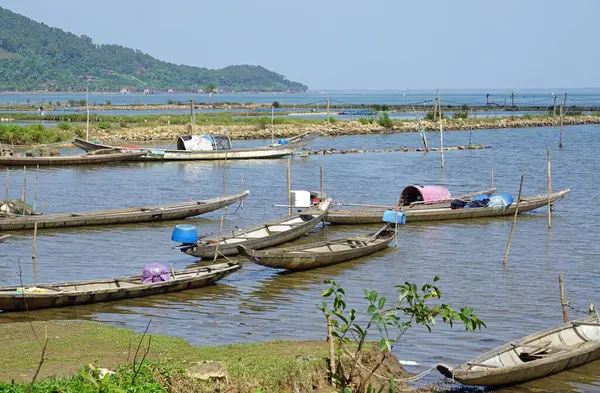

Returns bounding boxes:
[141,263,171,283]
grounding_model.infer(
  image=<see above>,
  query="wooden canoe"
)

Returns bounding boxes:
[180,199,332,259]
[326,189,569,225]
[0,190,249,231]
[0,262,240,312]
[0,150,146,166]
[72,132,319,161]
[437,317,600,386]
[0,234,9,243]
[237,224,395,271]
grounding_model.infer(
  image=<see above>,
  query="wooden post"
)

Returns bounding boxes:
[41,200,46,215]
[33,164,39,212]
[21,166,26,215]
[547,147,552,229]
[287,158,291,215]
[212,215,225,264]
[5,168,8,213]
[327,316,336,386]
[503,175,524,265]
[438,90,445,169]
[223,154,228,198]
[394,197,400,248]
[553,95,557,117]
[559,272,568,323]
[320,165,324,199]
[32,222,37,260]
[559,98,564,148]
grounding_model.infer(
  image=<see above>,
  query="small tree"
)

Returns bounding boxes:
[377,112,393,129]
[319,277,485,392]
[205,83,217,94]
[272,101,280,108]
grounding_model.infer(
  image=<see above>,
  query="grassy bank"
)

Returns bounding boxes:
[0,321,332,392]
[3,112,599,145]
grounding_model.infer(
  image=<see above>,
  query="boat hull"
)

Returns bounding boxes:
[437,317,600,386]
[0,263,240,312]
[0,190,249,231]
[238,228,394,271]
[183,200,331,259]
[327,190,569,225]
[0,151,145,166]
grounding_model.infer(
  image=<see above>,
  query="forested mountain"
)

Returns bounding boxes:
[0,7,307,92]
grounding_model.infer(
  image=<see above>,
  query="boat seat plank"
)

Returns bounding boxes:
[244,228,271,238]
[267,225,292,232]
[467,362,501,369]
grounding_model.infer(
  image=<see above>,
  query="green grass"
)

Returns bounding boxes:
[0,124,76,145]
[0,321,330,393]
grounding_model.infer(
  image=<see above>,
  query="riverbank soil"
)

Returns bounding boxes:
[0,321,412,393]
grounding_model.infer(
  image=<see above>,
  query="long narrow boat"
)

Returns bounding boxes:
[179,199,332,259]
[0,262,240,312]
[0,150,146,166]
[437,317,600,386]
[237,224,395,271]
[72,131,319,161]
[0,190,249,231]
[326,189,569,225]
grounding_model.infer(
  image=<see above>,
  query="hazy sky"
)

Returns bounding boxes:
[1,0,597,90]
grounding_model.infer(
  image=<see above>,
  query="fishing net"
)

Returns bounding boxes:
[0,199,34,215]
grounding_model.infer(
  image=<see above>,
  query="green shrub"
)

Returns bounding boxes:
[377,112,393,128]
[57,122,71,131]
[256,117,269,130]
[326,116,337,124]
[98,122,112,130]
[424,111,446,121]
[358,117,374,125]
[119,121,129,128]
[453,111,468,119]
[565,110,583,116]
[272,101,280,108]
[105,100,112,106]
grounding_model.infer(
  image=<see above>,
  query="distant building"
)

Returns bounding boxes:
[119,88,130,94]
[167,89,177,93]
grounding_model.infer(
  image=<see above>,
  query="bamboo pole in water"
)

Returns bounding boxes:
[320,166,324,199]
[33,164,39,212]
[32,222,38,260]
[212,215,225,264]
[547,147,552,229]
[287,159,292,215]
[412,106,429,152]
[559,273,568,323]
[559,97,565,148]
[21,166,26,215]
[438,90,445,169]
[503,175,524,265]
[5,168,8,212]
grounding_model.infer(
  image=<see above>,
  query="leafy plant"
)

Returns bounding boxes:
[424,111,445,121]
[97,122,112,130]
[57,122,71,131]
[358,117,374,125]
[318,278,485,392]
[453,111,468,119]
[327,116,337,124]
[377,112,393,129]
[272,101,280,108]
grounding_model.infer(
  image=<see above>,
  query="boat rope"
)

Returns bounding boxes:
[364,362,437,382]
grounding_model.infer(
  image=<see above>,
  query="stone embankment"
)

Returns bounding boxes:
[89,115,600,142]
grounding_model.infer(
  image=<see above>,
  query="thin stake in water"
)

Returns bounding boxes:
[503,175,524,265]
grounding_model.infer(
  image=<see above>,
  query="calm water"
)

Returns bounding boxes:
[2,88,600,107]
[1,124,599,392]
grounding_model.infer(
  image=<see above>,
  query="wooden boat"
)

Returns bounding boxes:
[437,317,600,386]
[326,187,495,225]
[179,199,332,259]
[0,234,9,243]
[72,131,319,161]
[326,189,569,225]
[0,190,249,231]
[237,224,395,271]
[0,150,146,166]
[0,262,240,312]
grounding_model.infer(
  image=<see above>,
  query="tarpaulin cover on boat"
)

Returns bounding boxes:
[400,185,451,206]
[176,134,232,151]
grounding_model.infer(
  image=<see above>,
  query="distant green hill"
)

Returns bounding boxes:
[0,7,307,92]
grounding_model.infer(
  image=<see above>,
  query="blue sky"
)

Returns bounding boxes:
[1,0,597,90]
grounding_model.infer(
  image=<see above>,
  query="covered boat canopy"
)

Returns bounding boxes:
[176,134,232,151]
[400,185,451,206]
